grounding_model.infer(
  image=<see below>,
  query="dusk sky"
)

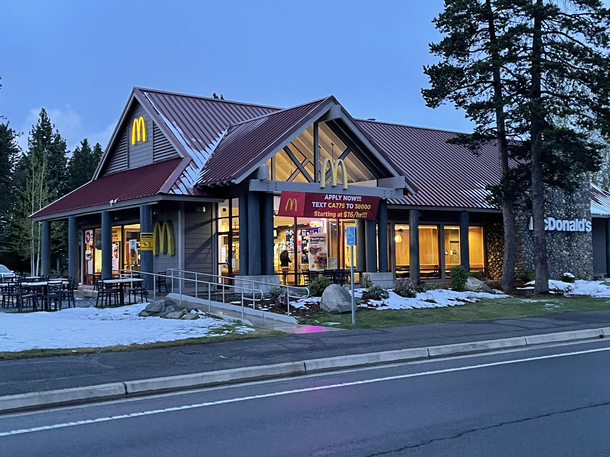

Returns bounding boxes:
[1,1,496,152]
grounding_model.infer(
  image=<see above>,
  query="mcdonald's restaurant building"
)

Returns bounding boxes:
[32,88,610,290]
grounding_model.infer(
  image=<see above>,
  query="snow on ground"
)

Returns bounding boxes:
[292,288,509,311]
[524,279,610,298]
[0,303,253,352]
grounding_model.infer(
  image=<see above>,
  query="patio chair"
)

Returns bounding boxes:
[16,282,44,312]
[60,278,76,308]
[1,283,18,309]
[157,272,168,293]
[96,280,120,307]
[334,269,350,286]
[128,274,148,303]
[46,281,63,311]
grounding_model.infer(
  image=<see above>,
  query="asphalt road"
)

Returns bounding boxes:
[2,340,610,456]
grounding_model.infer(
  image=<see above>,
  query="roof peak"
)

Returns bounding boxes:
[134,87,282,111]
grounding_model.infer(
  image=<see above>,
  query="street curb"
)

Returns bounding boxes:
[0,326,606,414]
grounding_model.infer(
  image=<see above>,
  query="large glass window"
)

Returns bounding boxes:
[216,198,239,277]
[469,227,485,272]
[444,226,460,270]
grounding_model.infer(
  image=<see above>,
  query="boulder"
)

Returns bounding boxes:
[165,310,187,319]
[464,277,493,293]
[182,312,199,320]
[320,284,353,314]
[138,299,179,317]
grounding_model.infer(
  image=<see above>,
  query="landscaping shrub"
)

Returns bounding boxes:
[393,278,417,298]
[562,272,576,283]
[450,265,468,291]
[367,285,390,300]
[520,271,535,283]
[469,271,484,281]
[360,274,373,289]
[308,276,331,296]
[269,287,282,298]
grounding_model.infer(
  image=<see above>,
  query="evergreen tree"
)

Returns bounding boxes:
[424,0,610,293]
[11,109,68,275]
[0,122,19,265]
[67,138,98,191]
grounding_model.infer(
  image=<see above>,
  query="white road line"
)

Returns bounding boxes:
[2,344,610,438]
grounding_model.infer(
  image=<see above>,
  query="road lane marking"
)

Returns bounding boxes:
[3,344,610,438]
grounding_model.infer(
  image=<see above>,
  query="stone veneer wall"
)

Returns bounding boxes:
[514,179,593,280]
[485,215,504,280]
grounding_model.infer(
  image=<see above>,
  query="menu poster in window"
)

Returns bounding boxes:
[129,239,137,263]
[285,229,295,251]
[308,234,328,271]
[112,243,119,271]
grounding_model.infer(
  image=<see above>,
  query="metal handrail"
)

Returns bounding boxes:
[120,269,264,319]
[166,268,310,317]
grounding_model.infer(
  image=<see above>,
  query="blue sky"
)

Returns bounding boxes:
[1,0,473,152]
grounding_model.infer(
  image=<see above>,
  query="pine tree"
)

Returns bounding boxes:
[424,0,610,293]
[0,122,19,265]
[67,139,97,191]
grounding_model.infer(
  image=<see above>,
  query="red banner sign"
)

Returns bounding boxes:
[278,192,380,220]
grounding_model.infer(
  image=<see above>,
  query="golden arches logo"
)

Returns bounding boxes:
[153,221,175,256]
[320,158,348,190]
[285,198,298,212]
[132,117,146,145]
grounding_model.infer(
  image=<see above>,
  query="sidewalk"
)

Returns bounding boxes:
[3,309,610,399]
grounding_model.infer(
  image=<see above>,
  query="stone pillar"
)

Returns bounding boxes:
[261,193,275,275]
[365,219,377,272]
[239,193,249,276]
[68,216,78,286]
[41,221,51,277]
[101,211,112,280]
[460,211,470,271]
[247,192,261,276]
[356,219,366,272]
[409,209,420,283]
[140,205,153,289]
[378,200,389,273]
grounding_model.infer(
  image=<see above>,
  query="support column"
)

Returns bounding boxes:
[378,200,389,273]
[261,193,274,275]
[140,205,153,289]
[460,211,470,271]
[439,225,446,280]
[365,219,377,272]
[101,211,112,280]
[248,192,261,276]
[356,219,366,272]
[68,216,78,286]
[409,209,420,283]
[41,221,51,277]
[239,194,249,276]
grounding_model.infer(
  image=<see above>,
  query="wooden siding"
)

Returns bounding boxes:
[185,206,213,275]
[106,131,128,175]
[153,122,179,162]
[128,103,154,169]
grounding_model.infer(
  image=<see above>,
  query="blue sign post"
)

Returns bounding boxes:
[345,226,356,326]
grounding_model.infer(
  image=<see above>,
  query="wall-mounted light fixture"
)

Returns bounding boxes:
[194,206,206,213]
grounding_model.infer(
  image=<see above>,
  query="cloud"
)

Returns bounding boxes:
[17,105,116,155]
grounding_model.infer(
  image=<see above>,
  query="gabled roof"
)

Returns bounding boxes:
[197,97,333,185]
[355,120,501,210]
[32,159,183,220]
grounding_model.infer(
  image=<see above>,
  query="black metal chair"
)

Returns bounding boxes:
[96,280,120,307]
[1,283,18,309]
[157,272,168,293]
[46,281,63,311]
[303,270,319,286]
[128,274,148,303]
[16,282,44,312]
[334,269,350,286]
[60,278,76,308]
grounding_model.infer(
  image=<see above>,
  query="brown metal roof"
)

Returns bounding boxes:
[355,120,501,210]
[197,97,333,185]
[591,184,610,216]
[32,158,183,219]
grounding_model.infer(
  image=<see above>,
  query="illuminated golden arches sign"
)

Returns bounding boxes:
[320,158,348,190]
[285,197,298,212]
[131,117,146,145]
[153,221,175,256]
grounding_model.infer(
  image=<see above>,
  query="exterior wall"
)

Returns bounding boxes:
[592,218,607,278]
[515,180,594,279]
[104,102,180,177]
[184,204,214,275]
[485,214,504,280]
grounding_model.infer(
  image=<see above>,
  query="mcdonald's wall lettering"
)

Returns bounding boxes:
[132,116,146,145]
[320,158,348,190]
[153,221,175,256]
[278,191,379,220]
